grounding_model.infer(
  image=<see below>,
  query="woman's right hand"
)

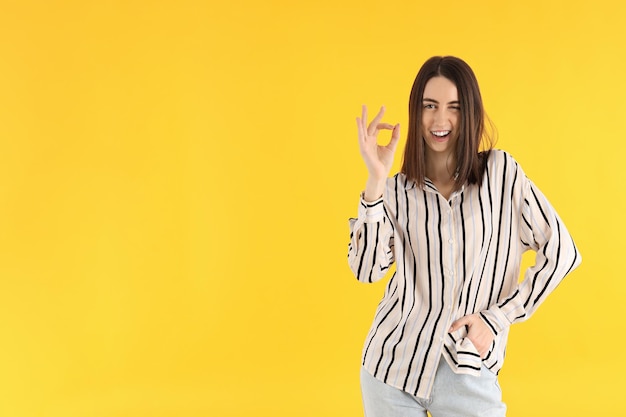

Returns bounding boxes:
[356,105,401,200]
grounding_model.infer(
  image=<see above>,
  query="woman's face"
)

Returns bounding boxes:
[421,76,460,158]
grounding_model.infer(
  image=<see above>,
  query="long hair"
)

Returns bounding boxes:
[401,56,494,188]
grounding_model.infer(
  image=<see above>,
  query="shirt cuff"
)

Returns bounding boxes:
[359,193,385,223]
[479,306,511,336]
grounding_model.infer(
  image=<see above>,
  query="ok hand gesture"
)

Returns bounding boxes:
[356,105,401,200]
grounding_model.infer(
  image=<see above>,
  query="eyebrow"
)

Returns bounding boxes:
[423,98,460,105]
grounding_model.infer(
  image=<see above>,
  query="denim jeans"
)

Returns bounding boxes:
[360,358,507,417]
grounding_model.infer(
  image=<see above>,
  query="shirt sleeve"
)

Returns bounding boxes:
[480,174,582,335]
[347,194,395,283]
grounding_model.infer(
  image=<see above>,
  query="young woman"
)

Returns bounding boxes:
[348,56,581,417]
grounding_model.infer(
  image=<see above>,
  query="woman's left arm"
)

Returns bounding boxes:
[478,175,582,338]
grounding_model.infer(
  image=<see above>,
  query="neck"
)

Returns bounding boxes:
[425,151,457,183]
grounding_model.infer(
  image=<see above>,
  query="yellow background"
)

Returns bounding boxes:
[0,0,622,416]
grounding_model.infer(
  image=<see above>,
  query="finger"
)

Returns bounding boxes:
[361,105,368,133]
[367,106,386,136]
[367,106,385,134]
[388,123,401,150]
[392,123,401,139]
[449,316,469,332]
[377,123,395,130]
[356,118,365,143]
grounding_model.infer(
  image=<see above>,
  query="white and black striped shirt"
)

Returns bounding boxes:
[348,149,581,399]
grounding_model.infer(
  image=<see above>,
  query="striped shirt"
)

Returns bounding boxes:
[347,149,581,399]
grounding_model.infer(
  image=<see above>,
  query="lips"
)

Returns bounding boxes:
[430,130,451,142]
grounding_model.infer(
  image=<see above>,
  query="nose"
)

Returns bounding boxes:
[433,107,447,126]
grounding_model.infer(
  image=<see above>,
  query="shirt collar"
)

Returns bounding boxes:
[404,176,466,198]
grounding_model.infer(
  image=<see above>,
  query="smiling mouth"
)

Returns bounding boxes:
[431,130,451,138]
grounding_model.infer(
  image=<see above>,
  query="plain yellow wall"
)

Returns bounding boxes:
[0,0,623,416]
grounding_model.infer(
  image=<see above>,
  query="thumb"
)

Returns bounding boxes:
[449,316,470,332]
[388,123,401,150]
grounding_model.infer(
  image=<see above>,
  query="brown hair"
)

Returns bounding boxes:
[401,56,494,188]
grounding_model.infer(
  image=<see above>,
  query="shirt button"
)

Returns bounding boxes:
[448,239,454,244]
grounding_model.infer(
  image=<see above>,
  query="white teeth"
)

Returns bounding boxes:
[432,131,450,137]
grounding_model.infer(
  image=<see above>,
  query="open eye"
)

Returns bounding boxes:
[424,104,436,109]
